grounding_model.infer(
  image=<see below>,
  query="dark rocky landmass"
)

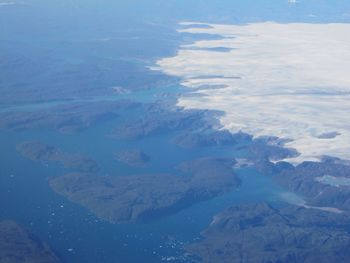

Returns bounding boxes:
[115,149,150,167]
[243,136,301,177]
[247,152,350,212]
[177,157,239,195]
[17,141,100,173]
[249,136,299,162]
[112,107,219,140]
[269,160,350,211]
[188,203,350,263]
[320,155,350,166]
[173,130,252,148]
[0,220,61,263]
[0,41,178,105]
[49,157,240,224]
[0,101,138,134]
[252,155,350,212]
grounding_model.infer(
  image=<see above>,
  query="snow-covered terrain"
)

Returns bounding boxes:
[154,22,350,163]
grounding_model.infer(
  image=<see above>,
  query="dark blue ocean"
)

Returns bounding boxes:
[0,112,285,262]
[2,0,349,262]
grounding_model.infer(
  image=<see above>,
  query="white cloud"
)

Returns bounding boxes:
[154,22,350,163]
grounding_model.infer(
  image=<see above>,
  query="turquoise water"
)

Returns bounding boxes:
[0,118,285,263]
[0,85,183,113]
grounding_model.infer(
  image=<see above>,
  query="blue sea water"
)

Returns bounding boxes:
[0,115,285,263]
[2,0,349,262]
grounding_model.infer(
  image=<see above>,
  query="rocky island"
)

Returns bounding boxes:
[17,141,100,173]
[49,157,240,224]
[0,220,61,263]
[115,149,150,167]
